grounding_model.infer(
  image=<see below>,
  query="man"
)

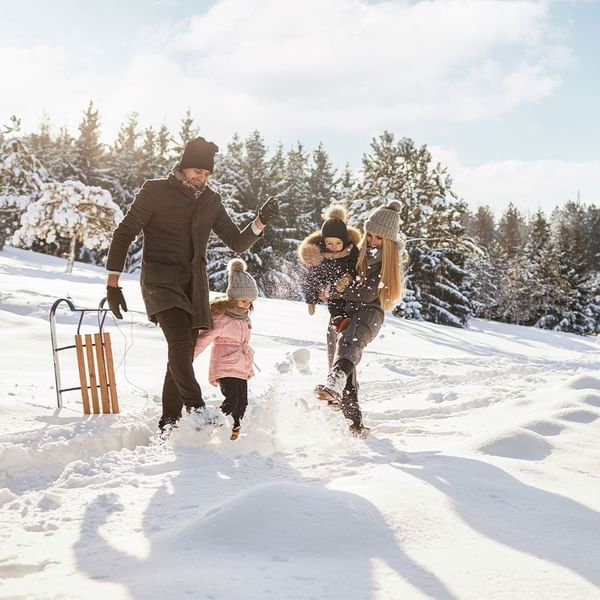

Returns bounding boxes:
[105,136,278,432]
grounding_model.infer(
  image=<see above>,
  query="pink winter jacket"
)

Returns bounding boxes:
[193,311,255,385]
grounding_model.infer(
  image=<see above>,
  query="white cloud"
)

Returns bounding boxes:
[431,146,600,216]
[0,0,570,142]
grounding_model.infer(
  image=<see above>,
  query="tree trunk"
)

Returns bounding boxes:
[65,235,76,274]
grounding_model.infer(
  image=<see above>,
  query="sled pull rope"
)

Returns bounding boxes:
[108,306,153,409]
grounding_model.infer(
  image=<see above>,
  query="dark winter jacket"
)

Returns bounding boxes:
[106,169,260,329]
[297,227,361,314]
[334,252,385,365]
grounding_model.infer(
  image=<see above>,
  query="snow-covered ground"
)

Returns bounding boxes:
[1,246,599,600]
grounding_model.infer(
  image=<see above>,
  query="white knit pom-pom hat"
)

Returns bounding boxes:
[365,200,401,241]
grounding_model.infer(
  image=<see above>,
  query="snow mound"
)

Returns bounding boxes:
[161,481,388,556]
[0,411,155,493]
[581,393,600,408]
[522,420,565,436]
[555,409,599,424]
[567,375,600,390]
[478,429,553,460]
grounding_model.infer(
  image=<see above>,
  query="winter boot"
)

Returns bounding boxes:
[314,367,347,405]
[230,425,241,441]
[349,423,370,439]
[188,406,224,429]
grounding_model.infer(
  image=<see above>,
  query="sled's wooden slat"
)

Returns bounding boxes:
[94,333,110,414]
[103,332,119,414]
[84,334,100,414]
[74,335,91,414]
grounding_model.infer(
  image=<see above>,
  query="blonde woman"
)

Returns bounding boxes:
[314,200,406,437]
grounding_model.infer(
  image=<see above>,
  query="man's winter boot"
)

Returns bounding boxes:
[314,367,347,405]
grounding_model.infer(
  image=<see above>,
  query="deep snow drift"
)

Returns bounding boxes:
[1,246,599,599]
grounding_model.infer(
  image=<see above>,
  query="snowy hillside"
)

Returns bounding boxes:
[1,246,599,600]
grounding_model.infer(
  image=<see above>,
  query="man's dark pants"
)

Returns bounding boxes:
[155,307,204,430]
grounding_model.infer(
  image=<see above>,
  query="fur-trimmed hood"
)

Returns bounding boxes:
[298,226,362,267]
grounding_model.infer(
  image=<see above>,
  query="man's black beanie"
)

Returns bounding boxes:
[180,137,219,172]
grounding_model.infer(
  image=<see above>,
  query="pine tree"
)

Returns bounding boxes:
[308,143,338,225]
[13,180,123,273]
[552,202,594,334]
[492,203,531,324]
[336,163,357,212]
[173,109,200,155]
[0,116,48,249]
[27,118,79,183]
[525,210,570,329]
[73,101,110,189]
[357,132,473,326]
[206,131,288,297]
[281,143,312,240]
[207,133,248,292]
[468,205,497,251]
[497,202,527,258]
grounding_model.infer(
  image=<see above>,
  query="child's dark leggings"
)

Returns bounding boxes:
[218,377,248,427]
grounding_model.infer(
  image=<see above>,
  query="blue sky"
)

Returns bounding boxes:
[1,0,599,214]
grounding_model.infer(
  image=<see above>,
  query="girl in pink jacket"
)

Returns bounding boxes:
[194,258,258,440]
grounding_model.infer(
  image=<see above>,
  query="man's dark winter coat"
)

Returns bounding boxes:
[106,171,260,329]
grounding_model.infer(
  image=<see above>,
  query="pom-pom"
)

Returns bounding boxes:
[227,258,247,273]
[386,200,401,213]
[323,205,347,222]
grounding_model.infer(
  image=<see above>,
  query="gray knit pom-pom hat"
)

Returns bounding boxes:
[365,200,402,241]
[226,258,258,301]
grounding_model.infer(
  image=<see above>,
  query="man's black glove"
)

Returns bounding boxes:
[257,196,279,225]
[106,286,128,320]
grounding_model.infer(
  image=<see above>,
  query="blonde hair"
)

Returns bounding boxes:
[356,232,406,311]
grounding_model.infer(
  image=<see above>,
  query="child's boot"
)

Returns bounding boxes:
[230,425,241,441]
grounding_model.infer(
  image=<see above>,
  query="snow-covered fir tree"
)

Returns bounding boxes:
[525,210,570,329]
[335,163,358,213]
[497,202,527,258]
[462,205,501,318]
[467,205,497,251]
[551,202,595,334]
[207,133,249,292]
[72,101,111,189]
[27,117,78,183]
[492,203,531,324]
[14,180,123,273]
[356,132,474,327]
[206,131,289,297]
[173,109,200,156]
[308,143,339,224]
[0,117,48,250]
[104,114,146,210]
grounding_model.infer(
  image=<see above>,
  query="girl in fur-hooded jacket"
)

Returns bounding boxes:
[297,206,361,321]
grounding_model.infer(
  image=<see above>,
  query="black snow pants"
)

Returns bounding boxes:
[155,307,204,430]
